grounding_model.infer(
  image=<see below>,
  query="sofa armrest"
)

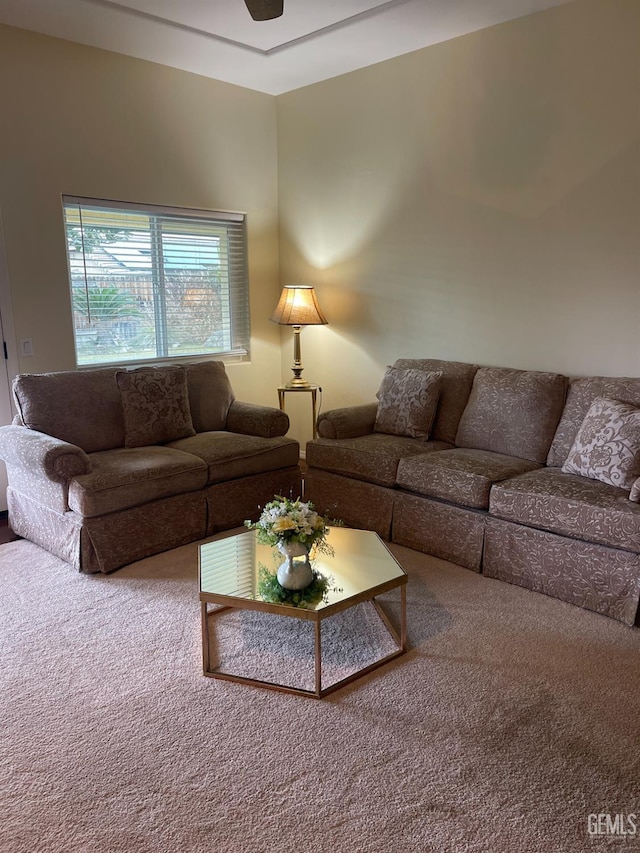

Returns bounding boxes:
[0,424,91,483]
[317,403,378,439]
[225,401,290,438]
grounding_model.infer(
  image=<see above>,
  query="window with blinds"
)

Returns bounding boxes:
[63,196,250,367]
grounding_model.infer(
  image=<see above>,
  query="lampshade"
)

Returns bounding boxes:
[270,285,328,327]
[270,285,327,389]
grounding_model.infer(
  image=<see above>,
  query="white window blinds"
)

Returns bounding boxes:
[63,196,250,367]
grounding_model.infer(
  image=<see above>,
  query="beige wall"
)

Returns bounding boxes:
[1,0,639,451]
[277,0,640,426]
[0,25,283,404]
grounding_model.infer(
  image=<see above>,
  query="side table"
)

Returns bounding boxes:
[277,384,320,439]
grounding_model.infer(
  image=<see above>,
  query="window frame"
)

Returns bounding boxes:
[62,195,251,369]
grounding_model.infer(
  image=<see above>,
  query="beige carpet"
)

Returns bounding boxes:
[2,533,639,853]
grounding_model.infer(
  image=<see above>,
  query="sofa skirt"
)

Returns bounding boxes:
[304,469,395,539]
[9,467,304,574]
[484,517,640,626]
[392,492,486,572]
[8,486,208,574]
[205,466,303,534]
[8,487,84,568]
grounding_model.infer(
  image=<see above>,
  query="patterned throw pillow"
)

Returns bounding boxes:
[561,396,640,492]
[116,366,196,448]
[374,367,442,440]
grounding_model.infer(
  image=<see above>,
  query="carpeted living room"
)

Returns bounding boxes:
[1,1,639,852]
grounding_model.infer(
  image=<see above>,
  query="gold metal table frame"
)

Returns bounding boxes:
[199,528,407,699]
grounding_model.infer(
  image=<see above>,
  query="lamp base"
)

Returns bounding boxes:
[285,377,312,389]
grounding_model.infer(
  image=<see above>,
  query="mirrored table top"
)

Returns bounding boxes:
[199,527,406,616]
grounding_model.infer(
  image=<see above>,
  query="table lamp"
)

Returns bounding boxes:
[270,285,328,388]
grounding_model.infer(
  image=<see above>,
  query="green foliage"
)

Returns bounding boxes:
[256,564,341,609]
[72,284,140,320]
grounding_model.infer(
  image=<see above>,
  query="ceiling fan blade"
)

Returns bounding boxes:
[244,0,283,21]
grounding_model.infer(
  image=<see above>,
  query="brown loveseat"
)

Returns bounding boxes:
[0,361,302,573]
[305,359,640,625]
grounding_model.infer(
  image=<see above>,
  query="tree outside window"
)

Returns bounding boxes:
[63,198,249,367]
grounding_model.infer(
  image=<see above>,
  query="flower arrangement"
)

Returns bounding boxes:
[245,495,335,557]
[256,564,340,609]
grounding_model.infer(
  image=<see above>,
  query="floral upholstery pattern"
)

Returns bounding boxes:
[186,361,235,432]
[394,358,478,444]
[374,367,442,440]
[306,434,452,488]
[81,491,208,573]
[393,492,485,571]
[0,424,90,483]
[547,376,640,467]
[455,368,568,463]
[484,517,640,625]
[0,424,92,513]
[225,401,289,438]
[205,467,304,535]
[68,446,207,517]
[7,487,83,568]
[396,448,540,509]
[305,359,640,625]
[116,366,196,448]
[166,432,300,484]
[13,368,126,452]
[317,403,378,440]
[303,468,395,539]
[561,397,640,491]
[490,467,640,554]
[5,459,69,514]
[0,361,302,573]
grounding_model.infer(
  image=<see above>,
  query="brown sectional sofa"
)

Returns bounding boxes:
[0,361,302,573]
[305,359,640,626]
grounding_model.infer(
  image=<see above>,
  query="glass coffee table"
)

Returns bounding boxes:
[199,527,407,699]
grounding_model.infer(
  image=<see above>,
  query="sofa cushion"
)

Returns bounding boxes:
[489,467,640,554]
[374,366,442,440]
[13,368,125,452]
[396,448,540,509]
[68,446,207,517]
[548,376,640,467]
[306,434,452,488]
[455,367,568,463]
[186,361,235,432]
[116,366,196,448]
[394,359,478,444]
[166,432,300,484]
[561,397,640,491]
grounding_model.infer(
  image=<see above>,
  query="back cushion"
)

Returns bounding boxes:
[116,365,196,448]
[455,367,568,463]
[374,367,442,440]
[394,359,479,444]
[547,376,640,467]
[185,361,235,432]
[13,368,125,452]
